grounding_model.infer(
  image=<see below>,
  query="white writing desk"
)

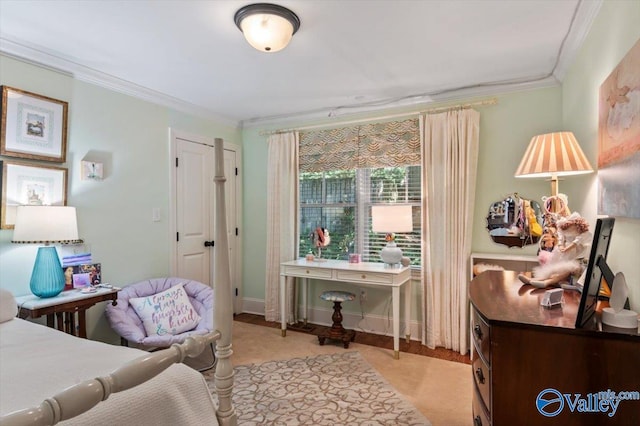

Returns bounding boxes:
[280,259,411,359]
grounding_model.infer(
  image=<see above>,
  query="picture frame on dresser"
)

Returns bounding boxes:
[0,85,68,163]
[575,217,616,328]
[0,160,68,229]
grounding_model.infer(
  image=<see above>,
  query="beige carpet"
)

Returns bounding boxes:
[205,351,432,425]
[211,321,472,426]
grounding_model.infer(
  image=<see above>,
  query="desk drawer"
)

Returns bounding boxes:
[336,270,393,284]
[283,265,333,279]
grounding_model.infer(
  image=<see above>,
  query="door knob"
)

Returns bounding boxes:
[204,241,214,247]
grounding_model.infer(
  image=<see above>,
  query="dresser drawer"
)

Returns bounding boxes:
[336,270,393,284]
[472,384,492,426]
[471,307,491,364]
[283,265,333,279]
[472,345,491,411]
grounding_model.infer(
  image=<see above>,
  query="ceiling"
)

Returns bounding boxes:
[0,0,601,128]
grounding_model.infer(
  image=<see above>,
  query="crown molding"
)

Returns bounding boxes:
[0,36,240,129]
[553,0,603,82]
[241,75,560,129]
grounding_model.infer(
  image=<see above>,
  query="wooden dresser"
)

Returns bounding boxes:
[469,271,639,426]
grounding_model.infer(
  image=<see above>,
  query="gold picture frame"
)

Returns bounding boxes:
[0,86,68,163]
[0,160,68,229]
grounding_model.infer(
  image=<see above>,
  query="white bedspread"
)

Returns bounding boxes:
[0,318,218,425]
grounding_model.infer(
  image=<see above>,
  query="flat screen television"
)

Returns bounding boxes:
[575,217,615,328]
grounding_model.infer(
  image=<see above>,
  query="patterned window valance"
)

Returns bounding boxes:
[299,118,420,172]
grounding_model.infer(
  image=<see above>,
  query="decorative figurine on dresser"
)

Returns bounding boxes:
[518,212,592,289]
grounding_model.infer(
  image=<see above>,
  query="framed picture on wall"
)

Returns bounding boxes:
[597,39,640,219]
[0,160,68,229]
[0,86,68,163]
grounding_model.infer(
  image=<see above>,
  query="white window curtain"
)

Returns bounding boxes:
[420,109,479,354]
[265,132,299,323]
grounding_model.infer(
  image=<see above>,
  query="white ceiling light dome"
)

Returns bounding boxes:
[234,3,301,53]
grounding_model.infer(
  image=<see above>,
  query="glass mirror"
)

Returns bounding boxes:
[311,227,331,258]
[486,194,542,248]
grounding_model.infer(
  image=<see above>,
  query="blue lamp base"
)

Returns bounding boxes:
[30,246,65,298]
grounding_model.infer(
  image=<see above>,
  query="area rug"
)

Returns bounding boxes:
[205,351,431,425]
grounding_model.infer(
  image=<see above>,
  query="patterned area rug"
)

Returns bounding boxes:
[205,351,431,425]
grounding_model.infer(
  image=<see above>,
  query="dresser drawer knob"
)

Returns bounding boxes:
[475,367,486,384]
[361,274,366,279]
[474,415,483,426]
[473,324,483,340]
[306,270,310,274]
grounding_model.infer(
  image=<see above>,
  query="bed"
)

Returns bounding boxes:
[0,139,236,426]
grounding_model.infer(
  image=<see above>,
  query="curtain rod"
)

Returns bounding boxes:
[259,97,497,136]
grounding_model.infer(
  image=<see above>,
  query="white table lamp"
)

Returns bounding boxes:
[12,206,82,298]
[371,205,413,266]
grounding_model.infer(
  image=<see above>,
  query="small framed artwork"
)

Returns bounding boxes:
[63,263,101,291]
[0,160,68,229]
[0,86,68,163]
[72,273,92,289]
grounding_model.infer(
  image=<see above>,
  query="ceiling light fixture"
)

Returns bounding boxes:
[234,3,300,53]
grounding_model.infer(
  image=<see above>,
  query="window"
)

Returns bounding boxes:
[299,166,421,265]
[298,118,422,265]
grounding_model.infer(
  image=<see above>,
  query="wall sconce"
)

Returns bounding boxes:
[234,3,300,53]
[81,161,103,181]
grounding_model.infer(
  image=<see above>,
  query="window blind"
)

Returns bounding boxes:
[299,119,420,172]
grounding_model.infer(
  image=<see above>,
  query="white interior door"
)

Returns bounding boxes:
[175,138,214,284]
[172,131,241,312]
[222,149,240,310]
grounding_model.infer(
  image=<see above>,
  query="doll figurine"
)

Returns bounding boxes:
[519,213,592,288]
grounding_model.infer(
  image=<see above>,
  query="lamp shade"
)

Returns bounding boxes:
[234,3,300,53]
[371,205,413,233]
[515,132,593,179]
[12,206,81,244]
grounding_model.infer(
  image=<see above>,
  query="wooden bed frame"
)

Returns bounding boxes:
[0,139,236,426]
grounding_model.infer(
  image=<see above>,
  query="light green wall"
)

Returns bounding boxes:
[241,86,564,318]
[0,54,241,342]
[561,0,640,312]
[241,1,640,319]
[2,0,637,338]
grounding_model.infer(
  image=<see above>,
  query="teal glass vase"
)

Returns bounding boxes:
[30,246,65,298]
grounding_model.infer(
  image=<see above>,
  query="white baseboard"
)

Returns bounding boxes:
[239,297,422,342]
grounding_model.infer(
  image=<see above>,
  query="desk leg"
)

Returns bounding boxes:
[405,280,412,343]
[392,286,400,359]
[78,310,87,338]
[280,274,287,337]
[302,277,309,325]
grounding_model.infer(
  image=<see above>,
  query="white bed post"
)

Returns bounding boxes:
[213,138,237,425]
